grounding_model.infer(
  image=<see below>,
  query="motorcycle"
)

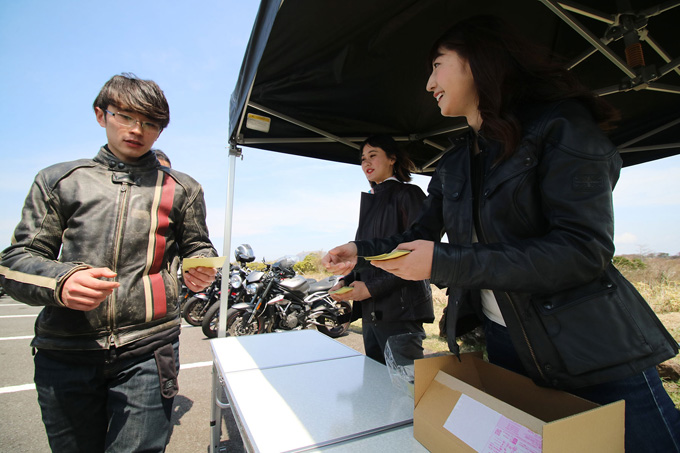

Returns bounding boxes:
[201,263,250,338]
[182,271,222,326]
[184,244,257,328]
[200,244,257,337]
[224,256,352,339]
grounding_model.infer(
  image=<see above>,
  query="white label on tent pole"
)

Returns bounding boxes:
[246,113,271,133]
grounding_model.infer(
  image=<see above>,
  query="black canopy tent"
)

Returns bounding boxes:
[229,0,680,172]
[211,2,680,448]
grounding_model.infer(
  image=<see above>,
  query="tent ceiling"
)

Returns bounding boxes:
[229,0,680,172]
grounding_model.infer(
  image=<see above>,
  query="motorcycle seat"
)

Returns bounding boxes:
[308,275,340,293]
[280,275,311,293]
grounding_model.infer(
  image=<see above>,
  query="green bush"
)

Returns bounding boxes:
[245,261,267,271]
[294,253,325,274]
[613,256,646,270]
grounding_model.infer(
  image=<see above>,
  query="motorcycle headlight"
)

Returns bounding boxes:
[246,283,259,295]
[230,274,243,288]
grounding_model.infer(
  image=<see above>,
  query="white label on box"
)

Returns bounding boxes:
[444,394,542,453]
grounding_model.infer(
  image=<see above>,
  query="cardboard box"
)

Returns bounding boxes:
[413,353,624,452]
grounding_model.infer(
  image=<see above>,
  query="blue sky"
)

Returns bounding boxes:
[1,1,678,261]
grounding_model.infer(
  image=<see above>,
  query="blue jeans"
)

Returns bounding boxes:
[34,341,179,453]
[484,319,680,453]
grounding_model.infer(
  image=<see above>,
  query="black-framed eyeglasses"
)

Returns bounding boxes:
[105,109,162,135]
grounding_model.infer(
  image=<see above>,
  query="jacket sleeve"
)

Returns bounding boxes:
[354,177,445,260]
[0,174,88,307]
[431,104,621,293]
[175,184,218,260]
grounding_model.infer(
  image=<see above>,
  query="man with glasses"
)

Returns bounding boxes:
[0,73,217,452]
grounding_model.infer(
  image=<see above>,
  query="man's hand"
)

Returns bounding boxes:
[322,243,358,275]
[184,266,217,292]
[61,268,119,311]
[370,240,434,280]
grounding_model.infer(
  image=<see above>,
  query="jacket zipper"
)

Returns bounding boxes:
[109,181,130,347]
[473,140,546,382]
[502,291,546,381]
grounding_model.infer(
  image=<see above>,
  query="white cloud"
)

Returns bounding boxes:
[614,159,680,207]
[614,232,638,245]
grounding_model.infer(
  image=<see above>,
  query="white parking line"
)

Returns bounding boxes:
[0,383,36,394]
[0,335,33,341]
[0,361,213,394]
[0,315,38,318]
[182,361,213,370]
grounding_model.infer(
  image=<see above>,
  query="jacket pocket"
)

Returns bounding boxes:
[441,175,465,204]
[441,176,466,239]
[532,272,654,376]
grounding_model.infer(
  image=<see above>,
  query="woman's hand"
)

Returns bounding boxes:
[370,240,434,280]
[322,242,358,274]
[346,281,371,301]
[329,280,371,302]
[329,280,346,301]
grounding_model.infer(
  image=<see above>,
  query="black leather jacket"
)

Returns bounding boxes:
[0,147,217,351]
[345,180,433,324]
[354,101,677,389]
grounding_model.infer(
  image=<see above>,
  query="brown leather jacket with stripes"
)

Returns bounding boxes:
[0,146,216,350]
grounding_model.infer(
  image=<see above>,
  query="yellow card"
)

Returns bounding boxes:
[363,249,411,261]
[329,286,354,295]
[182,256,227,270]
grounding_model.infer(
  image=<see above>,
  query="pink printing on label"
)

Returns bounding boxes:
[481,416,542,453]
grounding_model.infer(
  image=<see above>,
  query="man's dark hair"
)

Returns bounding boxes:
[93,73,170,130]
[152,149,171,167]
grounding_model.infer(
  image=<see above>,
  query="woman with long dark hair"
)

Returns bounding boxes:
[329,135,433,364]
[324,15,679,451]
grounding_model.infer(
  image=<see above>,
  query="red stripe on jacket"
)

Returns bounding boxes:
[150,174,176,319]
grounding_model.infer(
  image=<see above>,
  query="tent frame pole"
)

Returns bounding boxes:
[210,142,242,453]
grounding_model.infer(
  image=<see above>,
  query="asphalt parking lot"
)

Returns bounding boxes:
[0,295,366,452]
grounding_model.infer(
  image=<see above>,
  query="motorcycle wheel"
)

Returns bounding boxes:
[226,307,264,336]
[201,302,220,339]
[316,301,352,338]
[182,297,207,326]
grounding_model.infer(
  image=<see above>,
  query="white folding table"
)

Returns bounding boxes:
[210,328,361,373]
[209,330,427,452]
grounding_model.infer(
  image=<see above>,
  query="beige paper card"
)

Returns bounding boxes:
[363,249,411,261]
[182,256,227,270]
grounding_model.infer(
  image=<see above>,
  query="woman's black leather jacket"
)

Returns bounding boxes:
[354,100,677,389]
[0,147,217,351]
[344,180,433,324]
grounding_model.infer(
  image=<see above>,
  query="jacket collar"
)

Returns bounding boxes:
[94,146,159,172]
[369,177,402,194]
